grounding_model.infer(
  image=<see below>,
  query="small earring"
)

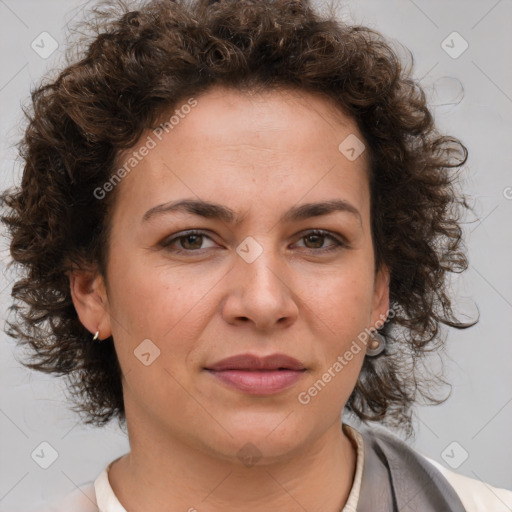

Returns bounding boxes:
[366,329,386,357]
[92,330,100,342]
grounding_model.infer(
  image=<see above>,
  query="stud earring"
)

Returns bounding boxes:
[92,330,100,342]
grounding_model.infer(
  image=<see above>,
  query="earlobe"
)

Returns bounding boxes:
[68,270,112,340]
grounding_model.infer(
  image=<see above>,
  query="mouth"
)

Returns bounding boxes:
[205,369,306,395]
[204,353,307,395]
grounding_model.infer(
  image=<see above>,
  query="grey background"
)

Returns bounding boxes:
[1,0,511,510]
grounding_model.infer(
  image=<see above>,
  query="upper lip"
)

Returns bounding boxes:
[205,353,306,371]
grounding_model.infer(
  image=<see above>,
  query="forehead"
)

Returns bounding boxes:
[112,86,370,225]
[155,86,364,159]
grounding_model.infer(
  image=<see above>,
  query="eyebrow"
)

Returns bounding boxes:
[142,198,362,226]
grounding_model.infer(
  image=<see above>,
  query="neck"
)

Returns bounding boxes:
[108,416,357,512]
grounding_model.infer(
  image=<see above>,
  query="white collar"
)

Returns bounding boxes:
[94,456,129,512]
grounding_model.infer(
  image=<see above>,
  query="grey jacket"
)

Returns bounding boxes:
[357,425,468,511]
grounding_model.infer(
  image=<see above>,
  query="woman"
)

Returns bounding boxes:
[2,0,511,511]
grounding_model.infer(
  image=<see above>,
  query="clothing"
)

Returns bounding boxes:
[38,423,512,511]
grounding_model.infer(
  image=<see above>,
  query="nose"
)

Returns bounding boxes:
[220,244,299,331]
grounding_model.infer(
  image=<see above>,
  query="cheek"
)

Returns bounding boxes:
[106,255,225,401]
[296,276,370,414]
[107,249,217,337]
[300,263,374,390]
[309,266,374,329]
[106,257,211,406]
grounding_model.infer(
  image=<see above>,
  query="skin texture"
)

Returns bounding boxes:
[70,86,390,512]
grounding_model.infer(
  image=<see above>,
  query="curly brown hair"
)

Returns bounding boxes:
[1,0,478,437]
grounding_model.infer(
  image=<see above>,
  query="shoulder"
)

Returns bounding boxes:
[421,455,512,512]
[32,482,98,512]
[361,424,512,512]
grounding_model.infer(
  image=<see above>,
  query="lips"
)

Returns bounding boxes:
[205,353,306,395]
[205,353,306,372]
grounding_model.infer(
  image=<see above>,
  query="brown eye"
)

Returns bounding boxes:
[296,230,345,252]
[303,233,325,249]
[179,234,204,250]
[161,230,217,253]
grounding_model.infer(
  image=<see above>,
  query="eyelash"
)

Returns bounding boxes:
[161,229,346,255]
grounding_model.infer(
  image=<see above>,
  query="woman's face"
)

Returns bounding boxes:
[85,86,389,461]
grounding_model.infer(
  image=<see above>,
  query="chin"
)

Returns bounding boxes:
[198,414,309,465]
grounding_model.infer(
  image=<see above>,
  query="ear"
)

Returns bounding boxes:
[68,269,112,341]
[370,263,390,327]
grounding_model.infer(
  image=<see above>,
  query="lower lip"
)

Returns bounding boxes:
[206,369,305,395]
